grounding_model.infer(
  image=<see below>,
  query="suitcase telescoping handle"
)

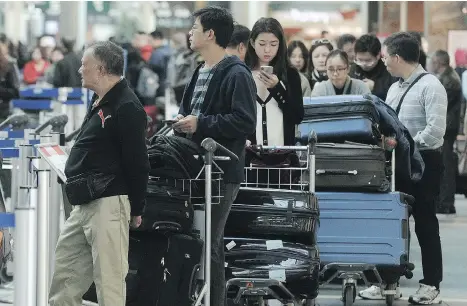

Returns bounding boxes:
[316,169,358,175]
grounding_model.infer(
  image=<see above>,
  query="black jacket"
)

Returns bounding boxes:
[250,66,304,146]
[369,94,425,190]
[177,55,257,183]
[438,66,463,135]
[349,60,397,101]
[65,79,149,216]
[0,62,19,119]
[53,51,82,88]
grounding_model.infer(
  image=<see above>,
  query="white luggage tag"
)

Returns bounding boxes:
[269,269,286,282]
[266,240,283,250]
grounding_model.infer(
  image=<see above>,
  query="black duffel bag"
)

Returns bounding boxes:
[244,147,301,189]
[138,180,193,234]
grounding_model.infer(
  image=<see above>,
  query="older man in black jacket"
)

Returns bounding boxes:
[49,41,149,306]
[173,6,256,306]
[428,50,463,214]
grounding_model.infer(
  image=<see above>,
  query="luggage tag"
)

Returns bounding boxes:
[266,240,283,250]
[226,240,236,250]
[269,269,286,282]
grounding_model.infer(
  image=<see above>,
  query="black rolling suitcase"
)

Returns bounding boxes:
[156,233,203,306]
[82,231,167,305]
[226,189,319,245]
[298,95,381,145]
[139,180,193,233]
[315,142,390,192]
[224,238,320,301]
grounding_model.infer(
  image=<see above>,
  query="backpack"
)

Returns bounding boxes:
[136,66,159,98]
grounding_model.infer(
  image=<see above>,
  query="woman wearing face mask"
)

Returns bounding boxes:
[287,40,312,97]
[23,47,50,85]
[311,49,371,97]
[307,39,334,90]
[245,18,304,146]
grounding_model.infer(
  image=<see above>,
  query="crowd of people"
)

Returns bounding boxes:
[0,5,464,306]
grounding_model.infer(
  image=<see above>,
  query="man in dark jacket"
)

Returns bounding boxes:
[350,34,397,101]
[48,41,149,306]
[173,6,256,305]
[53,38,82,88]
[428,50,463,214]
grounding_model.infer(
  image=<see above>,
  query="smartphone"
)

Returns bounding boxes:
[163,119,177,125]
[260,65,273,74]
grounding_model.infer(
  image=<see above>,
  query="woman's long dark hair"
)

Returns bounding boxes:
[245,18,289,82]
[287,40,309,73]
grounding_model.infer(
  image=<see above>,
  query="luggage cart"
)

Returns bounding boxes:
[225,133,319,306]
[150,135,238,306]
[192,138,239,306]
[317,137,414,306]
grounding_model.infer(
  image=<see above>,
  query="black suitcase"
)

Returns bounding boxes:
[298,95,381,145]
[224,238,320,301]
[157,233,203,306]
[315,142,390,192]
[226,189,319,245]
[139,180,193,234]
[82,231,167,305]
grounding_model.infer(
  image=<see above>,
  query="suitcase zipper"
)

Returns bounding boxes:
[228,248,318,262]
[304,102,377,119]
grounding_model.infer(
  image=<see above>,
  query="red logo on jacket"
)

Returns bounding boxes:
[97,109,111,128]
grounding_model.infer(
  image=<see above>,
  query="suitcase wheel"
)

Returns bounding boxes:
[343,284,356,306]
[384,283,398,306]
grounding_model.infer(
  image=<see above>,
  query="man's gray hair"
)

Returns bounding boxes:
[87,41,124,76]
[433,50,450,67]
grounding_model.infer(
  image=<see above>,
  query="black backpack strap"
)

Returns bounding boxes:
[395,72,428,115]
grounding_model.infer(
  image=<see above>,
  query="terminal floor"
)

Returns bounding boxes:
[0,196,465,306]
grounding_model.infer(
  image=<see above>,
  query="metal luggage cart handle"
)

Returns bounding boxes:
[194,138,238,306]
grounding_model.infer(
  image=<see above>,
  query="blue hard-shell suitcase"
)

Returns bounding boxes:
[298,95,381,145]
[316,191,413,284]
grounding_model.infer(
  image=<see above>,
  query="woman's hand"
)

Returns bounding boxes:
[259,70,279,88]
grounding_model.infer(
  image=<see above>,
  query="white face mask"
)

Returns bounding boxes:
[354,60,378,71]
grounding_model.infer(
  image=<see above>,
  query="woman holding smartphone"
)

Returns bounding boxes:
[245,17,304,146]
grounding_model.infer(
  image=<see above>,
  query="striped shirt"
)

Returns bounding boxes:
[190,66,214,116]
[385,65,447,150]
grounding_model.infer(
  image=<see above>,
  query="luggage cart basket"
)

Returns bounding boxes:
[318,136,414,306]
[226,132,318,306]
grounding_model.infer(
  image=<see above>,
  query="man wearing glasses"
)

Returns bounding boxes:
[359,32,446,305]
[349,34,397,101]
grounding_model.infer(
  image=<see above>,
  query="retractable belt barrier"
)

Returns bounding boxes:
[0,113,69,306]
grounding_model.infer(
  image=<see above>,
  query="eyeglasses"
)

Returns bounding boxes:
[327,67,348,74]
[312,39,331,46]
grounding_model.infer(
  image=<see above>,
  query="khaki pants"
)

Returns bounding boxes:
[48,195,131,306]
